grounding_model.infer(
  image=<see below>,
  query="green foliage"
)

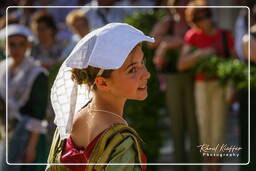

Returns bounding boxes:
[193,54,256,90]
[125,9,166,35]
[125,10,166,168]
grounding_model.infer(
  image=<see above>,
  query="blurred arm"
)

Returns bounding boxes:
[148,16,172,48]
[177,44,213,71]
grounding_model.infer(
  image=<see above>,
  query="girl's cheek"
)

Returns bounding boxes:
[129,74,140,81]
[136,69,145,79]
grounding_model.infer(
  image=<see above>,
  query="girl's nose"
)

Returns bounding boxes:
[142,67,150,80]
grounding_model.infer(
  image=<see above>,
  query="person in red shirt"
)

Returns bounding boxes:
[148,1,201,171]
[177,1,237,171]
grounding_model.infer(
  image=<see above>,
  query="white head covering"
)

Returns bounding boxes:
[0,24,34,41]
[51,23,155,139]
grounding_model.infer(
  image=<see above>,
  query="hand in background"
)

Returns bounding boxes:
[153,42,167,70]
[195,47,215,58]
[22,144,36,163]
[153,36,183,70]
[22,131,39,163]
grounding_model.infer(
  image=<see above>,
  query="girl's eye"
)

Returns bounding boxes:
[128,67,137,73]
[142,58,146,65]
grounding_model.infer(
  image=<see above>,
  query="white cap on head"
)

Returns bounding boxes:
[0,24,34,41]
[51,23,155,139]
[65,23,154,69]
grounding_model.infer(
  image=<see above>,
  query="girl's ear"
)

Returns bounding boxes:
[94,76,110,91]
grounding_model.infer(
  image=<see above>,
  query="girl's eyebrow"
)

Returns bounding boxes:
[125,57,145,70]
[125,62,137,70]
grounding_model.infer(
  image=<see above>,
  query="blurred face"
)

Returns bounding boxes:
[8,35,29,60]
[72,18,89,37]
[193,10,213,31]
[32,22,55,41]
[107,45,151,101]
[195,17,212,31]
[174,1,187,15]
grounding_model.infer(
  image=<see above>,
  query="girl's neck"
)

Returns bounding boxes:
[90,92,125,117]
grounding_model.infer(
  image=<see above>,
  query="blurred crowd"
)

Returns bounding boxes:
[149,1,255,171]
[0,0,255,171]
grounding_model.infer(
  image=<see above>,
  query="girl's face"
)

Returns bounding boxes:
[32,22,55,41]
[107,45,150,101]
[8,35,29,60]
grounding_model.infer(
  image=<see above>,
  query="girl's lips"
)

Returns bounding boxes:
[138,85,147,90]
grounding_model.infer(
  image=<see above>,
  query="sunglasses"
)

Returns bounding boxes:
[193,10,212,23]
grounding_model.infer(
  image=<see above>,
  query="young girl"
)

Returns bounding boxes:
[0,24,48,171]
[46,23,154,171]
[30,11,65,69]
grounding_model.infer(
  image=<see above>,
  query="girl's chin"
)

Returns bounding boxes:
[136,93,148,101]
[127,90,148,101]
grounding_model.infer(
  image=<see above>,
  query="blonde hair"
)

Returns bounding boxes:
[66,9,88,28]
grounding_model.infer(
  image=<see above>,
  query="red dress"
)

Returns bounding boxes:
[184,28,235,81]
[60,129,147,171]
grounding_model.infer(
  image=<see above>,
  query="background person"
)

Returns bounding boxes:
[0,24,48,171]
[178,1,236,170]
[239,4,256,171]
[148,1,201,171]
[61,9,90,59]
[30,10,66,70]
